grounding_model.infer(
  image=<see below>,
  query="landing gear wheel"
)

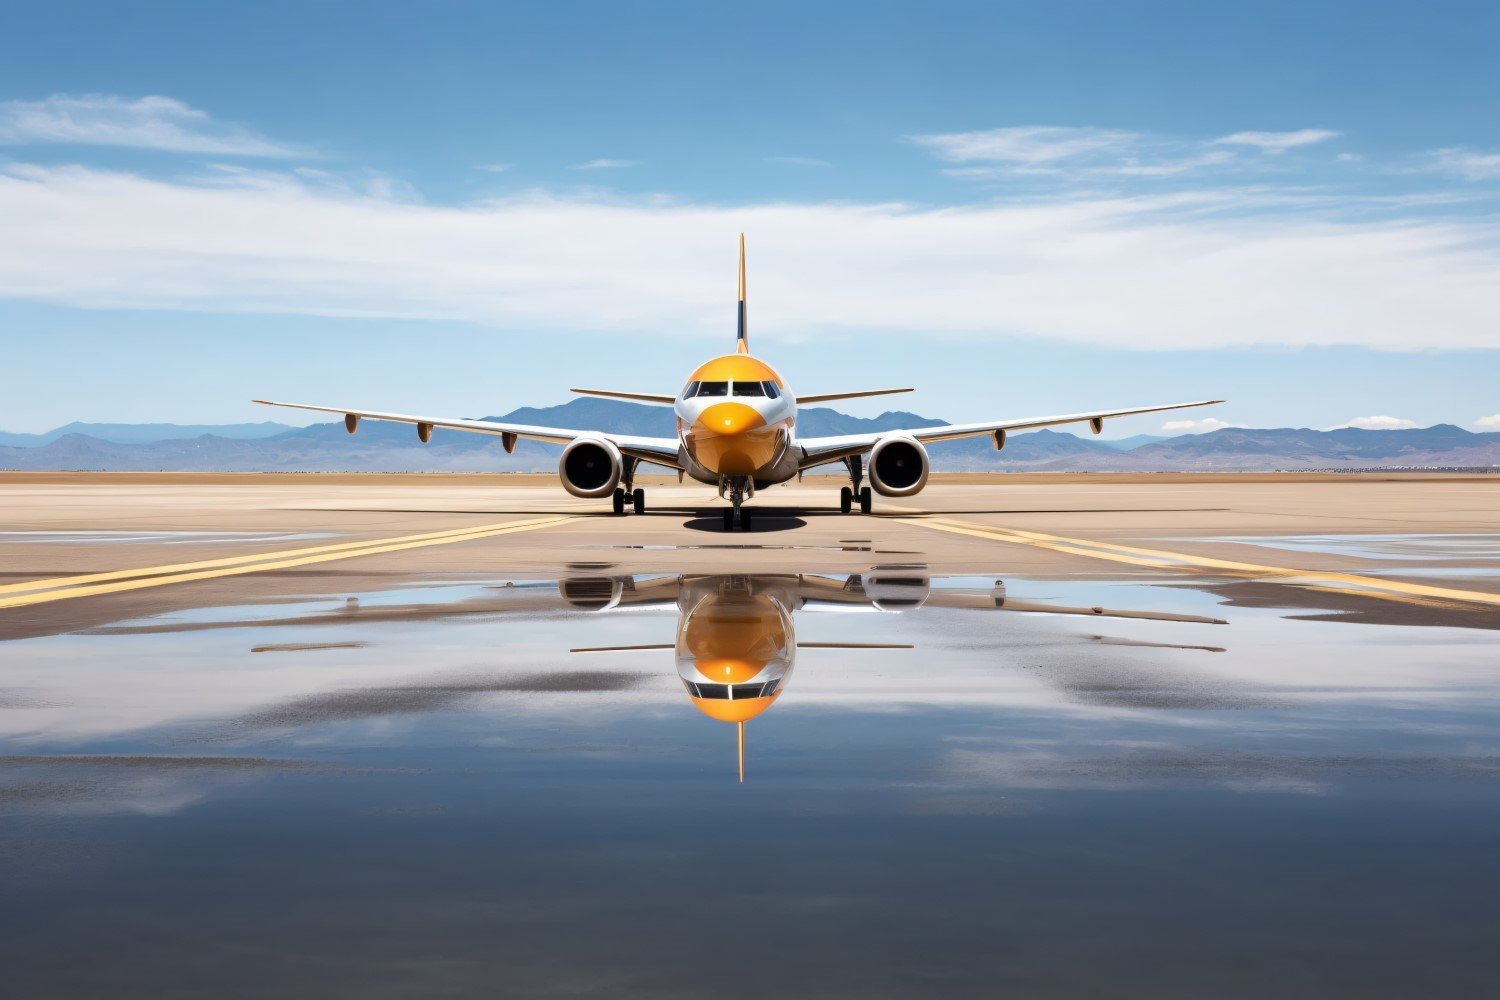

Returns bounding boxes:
[840,486,853,514]
[740,508,752,532]
[632,488,646,515]
[859,486,873,514]
[612,488,626,515]
[722,507,735,531]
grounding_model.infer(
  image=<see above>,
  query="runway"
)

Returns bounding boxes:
[4,472,1500,996]
[1,472,1497,636]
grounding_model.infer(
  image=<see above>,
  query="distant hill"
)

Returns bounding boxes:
[0,421,296,447]
[1,402,1496,472]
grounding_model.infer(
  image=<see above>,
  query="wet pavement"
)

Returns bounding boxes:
[3,566,1499,998]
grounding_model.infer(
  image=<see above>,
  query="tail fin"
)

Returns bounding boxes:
[736,233,749,355]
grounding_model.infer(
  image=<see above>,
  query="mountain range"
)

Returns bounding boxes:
[1,399,1496,472]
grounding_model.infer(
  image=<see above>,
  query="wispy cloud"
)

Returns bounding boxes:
[0,94,305,157]
[1330,416,1420,430]
[1426,147,1500,181]
[910,126,1138,172]
[475,162,513,173]
[911,124,1343,181]
[1214,129,1340,152]
[2,163,1499,351]
[1472,414,1500,429]
[1162,417,1234,433]
[572,158,638,170]
[768,155,832,167]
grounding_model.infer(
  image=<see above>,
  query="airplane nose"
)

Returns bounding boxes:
[699,402,765,435]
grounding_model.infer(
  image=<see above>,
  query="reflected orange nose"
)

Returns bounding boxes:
[694,657,765,684]
[698,402,765,435]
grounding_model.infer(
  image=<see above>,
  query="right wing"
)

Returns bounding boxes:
[253,399,682,469]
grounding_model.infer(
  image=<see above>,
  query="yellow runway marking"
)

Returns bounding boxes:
[899,513,1500,610]
[0,516,575,609]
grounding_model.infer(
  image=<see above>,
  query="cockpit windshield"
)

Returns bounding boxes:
[684,380,778,400]
[683,678,780,700]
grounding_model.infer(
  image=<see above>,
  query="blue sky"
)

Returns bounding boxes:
[1,0,1497,434]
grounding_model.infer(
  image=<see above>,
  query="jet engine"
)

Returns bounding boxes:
[559,438,622,498]
[868,435,930,497]
[557,577,624,611]
[862,570,931,611]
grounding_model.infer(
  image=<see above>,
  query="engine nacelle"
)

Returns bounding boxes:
[559,437,622,498]
[558,576,624,611]
[868,435,930,497]
[863,570,931,611]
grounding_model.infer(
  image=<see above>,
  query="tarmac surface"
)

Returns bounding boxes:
[1,472,1497,638]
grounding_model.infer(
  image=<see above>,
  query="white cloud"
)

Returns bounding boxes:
[572,158,638,170]
[1332,416,1420,430]
[1427,147,1500,181]
[1214,129,1340,153]
[1,163,1499,351]
[1162,418,1233,434]
[475,163,513,173]
[910,126,1137,168]
[1472,414,1500,429]
[769,156,832,168]
[0,94,303,157]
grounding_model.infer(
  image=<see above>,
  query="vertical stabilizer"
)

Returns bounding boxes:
[736,233,749,354]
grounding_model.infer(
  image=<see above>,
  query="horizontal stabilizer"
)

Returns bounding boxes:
[796,641,915,649]
[570,643,674,653]
[796,388,914,405]
[571,388,677,405]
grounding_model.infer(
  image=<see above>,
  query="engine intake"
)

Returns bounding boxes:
[868,435,929,497]
[559,438,622,498]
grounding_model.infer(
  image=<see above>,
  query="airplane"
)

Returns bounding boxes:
[256,236,1222,530]
[566,572,1228,782]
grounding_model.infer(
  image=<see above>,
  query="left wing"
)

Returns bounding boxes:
[254,399,682,469]
[797,399,1222,470]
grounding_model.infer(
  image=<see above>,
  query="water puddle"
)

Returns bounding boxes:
[1209,532,1500,563]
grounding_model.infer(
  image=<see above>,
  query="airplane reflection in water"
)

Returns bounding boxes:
[561,574,1228,781]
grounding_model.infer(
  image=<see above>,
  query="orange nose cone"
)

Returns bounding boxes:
[699,402,765,436]
[690,693,779,723]
[688,403,779,477]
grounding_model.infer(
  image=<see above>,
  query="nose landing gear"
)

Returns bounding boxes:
[719,477,753,531]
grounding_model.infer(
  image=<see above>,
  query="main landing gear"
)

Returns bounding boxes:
[612,459,646,515]
[840,456,873,515]
[612,487,646,515]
